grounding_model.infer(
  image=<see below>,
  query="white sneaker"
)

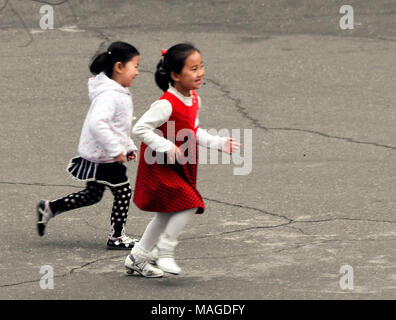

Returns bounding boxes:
[156,234,181,275]
[124,244,164,278]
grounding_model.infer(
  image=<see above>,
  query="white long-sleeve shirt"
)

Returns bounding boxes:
[78,72,137,163]
[132,86,227,152]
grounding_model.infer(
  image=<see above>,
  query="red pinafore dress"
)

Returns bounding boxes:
[133,90,205,214]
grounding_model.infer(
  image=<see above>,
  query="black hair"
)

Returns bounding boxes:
[155,43,200,92]
[89,41,139,78]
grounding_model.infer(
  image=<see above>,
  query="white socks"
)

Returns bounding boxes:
[156,234,181,274]
[139,208,195,251]
[136,208,196,274]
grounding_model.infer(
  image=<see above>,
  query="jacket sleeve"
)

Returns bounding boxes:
[88,95,124,157]
[126,138,138,153]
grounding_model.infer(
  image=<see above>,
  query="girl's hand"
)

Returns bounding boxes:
[113,153,125,163]
[222,137,241,154]
[168,144,184,163]
[127,150,138,162]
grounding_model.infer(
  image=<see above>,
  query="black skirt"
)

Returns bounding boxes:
[66,156,129,187]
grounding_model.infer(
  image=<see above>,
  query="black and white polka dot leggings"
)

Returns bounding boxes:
[49,181,132,238]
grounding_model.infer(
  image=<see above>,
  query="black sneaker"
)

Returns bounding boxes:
[36,200,53,237]
[107,235,137,250]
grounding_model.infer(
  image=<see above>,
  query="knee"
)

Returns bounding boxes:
[84,183,105,204]
[113,184,132,202]
[90,191,104,204]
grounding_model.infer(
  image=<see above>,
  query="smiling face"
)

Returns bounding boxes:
[114,55,140,88]
[172,50,204,96]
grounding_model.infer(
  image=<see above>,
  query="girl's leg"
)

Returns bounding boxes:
[162,208,195,240]
[139,208,196,251]
[108,183,132,239]
[125,208,195,277]
[125,211,168,278]
[37,181,105,237]
[139,213,171,251]
[156,208,196,274]
[49,181,105,215]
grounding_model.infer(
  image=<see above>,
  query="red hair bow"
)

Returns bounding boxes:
[161,49,168,56]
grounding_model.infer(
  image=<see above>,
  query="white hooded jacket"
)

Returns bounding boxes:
[78,72,137,163]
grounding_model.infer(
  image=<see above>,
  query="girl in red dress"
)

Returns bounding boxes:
[124,43,240,277]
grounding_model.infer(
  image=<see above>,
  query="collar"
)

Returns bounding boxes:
[168,86,193,106]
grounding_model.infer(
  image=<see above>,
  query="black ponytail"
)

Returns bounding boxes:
[155,59,172,92]
[89,41,139,78]
[155,43,199,92]
[89,52,108,75]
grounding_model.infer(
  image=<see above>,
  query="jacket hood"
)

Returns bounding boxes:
[88,72,130,101]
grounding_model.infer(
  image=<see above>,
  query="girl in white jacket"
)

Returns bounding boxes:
[36,41,140,250]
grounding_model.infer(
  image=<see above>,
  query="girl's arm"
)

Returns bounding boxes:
[196,97,240,154]
[197,128,240,154]
[132,100,174,153]
[196,128,227,150]
[88,96,124,158]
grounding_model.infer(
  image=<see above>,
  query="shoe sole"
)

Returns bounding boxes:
[158,267,181,275]
[36,201,46,237]
[124,256,163,278]
[106,245,135,250]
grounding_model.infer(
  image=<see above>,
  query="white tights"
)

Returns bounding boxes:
[139,208,196,251]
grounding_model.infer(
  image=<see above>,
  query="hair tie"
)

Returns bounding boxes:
[107,51,112,55]
[161,49,167,56]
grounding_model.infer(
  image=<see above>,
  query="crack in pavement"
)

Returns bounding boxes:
[182,216,396,241]
[285,225,310,236]
[0,254,125,288]
[205,78,396,150]
[274,236,396,254]
[267,127,396,150]
[182,221,294,241]
[7,1,33,47]
[202,196,292,223]
[179,252,262,261]
[0,181,82,188]
[2,181,395,288]
[80,24,395,152]
[1,0,73,47]
[294,217,396,225]
[3,180,396,230]
[0,180,292,223]
[4,230,395,288]
[86,27,111,57]
[205,78,267,131]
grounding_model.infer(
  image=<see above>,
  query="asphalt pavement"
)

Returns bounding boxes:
[1,0,396,300]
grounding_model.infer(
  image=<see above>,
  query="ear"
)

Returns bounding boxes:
[170,71,181,83]
[113,62,124,74]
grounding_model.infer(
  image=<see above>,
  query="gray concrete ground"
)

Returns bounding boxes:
[1,0,396,300]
